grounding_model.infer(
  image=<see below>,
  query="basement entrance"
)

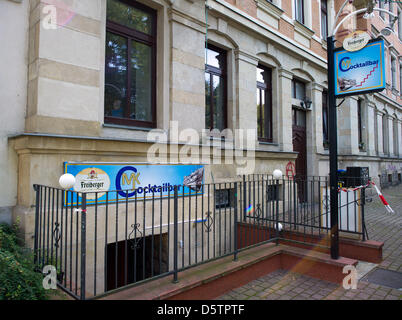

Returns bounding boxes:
[106,233,169,291]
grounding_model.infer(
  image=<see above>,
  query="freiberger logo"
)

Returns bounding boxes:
[73,168,111,199]
[343,31,370,52]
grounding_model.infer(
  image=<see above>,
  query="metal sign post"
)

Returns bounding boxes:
[327,35,339,260]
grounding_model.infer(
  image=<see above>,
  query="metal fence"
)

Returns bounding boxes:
[33,175,367,300]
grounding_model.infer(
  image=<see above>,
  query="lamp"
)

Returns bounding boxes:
[381,16,398,36]
[300,97,312,109]
[59,174,76,190]
[363,0,375,19]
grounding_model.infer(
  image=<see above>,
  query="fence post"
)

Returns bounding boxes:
[242,175,246,221]
[173,186,179,283]
[275,179,280,246]
[361,188,366,241]
[234,182,238,261]
[80,193,87,300]
[33,185,40,266]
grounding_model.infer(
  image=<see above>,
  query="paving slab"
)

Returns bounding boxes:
[217,185,402,301]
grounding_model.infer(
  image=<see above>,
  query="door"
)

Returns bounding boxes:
[292,108,307,202]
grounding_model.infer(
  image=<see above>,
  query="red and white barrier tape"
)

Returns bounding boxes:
[370,181,395,214]
[337,180,395,214]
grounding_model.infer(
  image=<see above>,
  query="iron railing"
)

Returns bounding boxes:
[33,175,368,299]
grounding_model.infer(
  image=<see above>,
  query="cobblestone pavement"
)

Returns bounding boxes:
[218,185,402,300]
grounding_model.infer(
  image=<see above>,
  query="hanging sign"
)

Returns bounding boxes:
[343,31,370,52]
[63,162,205,206]
[334,38,385,97]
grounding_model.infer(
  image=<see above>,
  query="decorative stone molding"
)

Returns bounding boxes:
[217,17,228,34]
[389,45,399,58]
[255,0,284,29]
[234,49,259,66]
[278,68,293,80]
[255,0,284,20]
[294,20,315,47]
[311,82,325,92]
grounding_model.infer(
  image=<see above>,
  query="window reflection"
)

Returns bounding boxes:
[107,0,152,35]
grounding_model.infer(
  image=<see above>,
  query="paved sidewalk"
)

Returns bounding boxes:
[218,185,402,300]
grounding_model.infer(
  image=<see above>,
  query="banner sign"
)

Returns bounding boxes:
[334,39,385,97]
[63,162,205,206]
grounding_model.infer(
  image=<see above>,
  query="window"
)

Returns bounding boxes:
[357,99,364,150]
[400,63,402,93]
[266,184,279,202]
[383,112,389,155]
[393,117,399,156]
[292,79,306,100]
[399,9,402,40]
[257,65,273,142]
[389,1,394,23]
[294,0,304,24]
[293,108,306,127]
[391,56,397,90]
[215,188,235,209]
[322,90,329,148]
[321,0,328,39]
[104,0,156,128]
[205,44,227,131]
[379,0,385,20]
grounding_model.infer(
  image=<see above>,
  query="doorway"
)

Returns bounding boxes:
[292,108,307,202]
[106,233,169,291]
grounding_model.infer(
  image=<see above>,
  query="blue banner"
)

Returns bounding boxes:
[63,162,205,206]
[334,39,385,97]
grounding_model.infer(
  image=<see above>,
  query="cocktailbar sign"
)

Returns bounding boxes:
[63,162,205,206]
[334,38,385,97]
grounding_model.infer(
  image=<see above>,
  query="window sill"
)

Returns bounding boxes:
[259,141,278,146]
[294,20,315,39]
[103,123,156,132]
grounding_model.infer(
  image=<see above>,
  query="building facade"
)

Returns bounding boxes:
[0,0,401,244]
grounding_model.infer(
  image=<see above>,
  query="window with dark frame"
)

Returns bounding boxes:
[215,188,235,209]
[292,78,306,100]
[357,99,364,150]
[321,0,328,39]
[295,0,304,24]
[104,0,156,128]
[205,44,227,131]
[400,63,402,94]
[266,184,279,202]
[322,90,329,148]
[389,1,394,23]
[257,65,273,142]
[383,113,389,155]
[391,56,397,90]
[379,0,385,20]
[399,9,402,41]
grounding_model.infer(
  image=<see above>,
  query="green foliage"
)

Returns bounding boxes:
[0,223,48,300]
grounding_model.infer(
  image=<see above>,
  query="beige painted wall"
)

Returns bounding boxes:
[0,0,30,223]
